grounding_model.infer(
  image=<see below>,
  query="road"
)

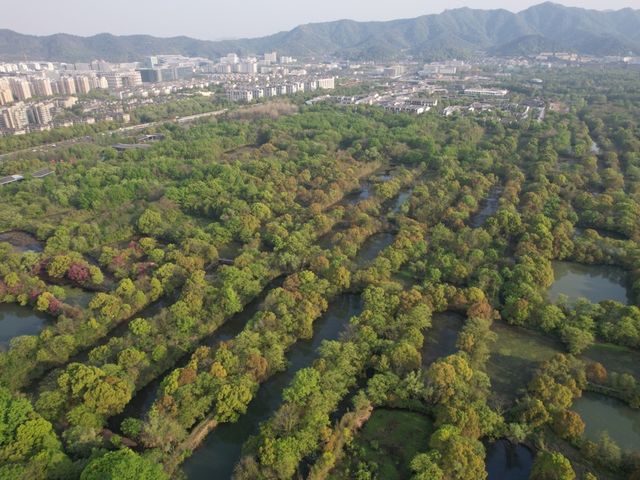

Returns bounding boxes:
[0,108,228,160]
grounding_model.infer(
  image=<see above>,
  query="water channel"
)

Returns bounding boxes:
[182,293,364,479]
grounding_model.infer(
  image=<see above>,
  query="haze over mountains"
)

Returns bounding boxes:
[1,2,639,62]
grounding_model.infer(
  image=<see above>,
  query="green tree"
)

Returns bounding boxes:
[530,451,575,480]
[80,449,169,480]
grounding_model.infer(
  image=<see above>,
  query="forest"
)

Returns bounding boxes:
[0,67,639,480]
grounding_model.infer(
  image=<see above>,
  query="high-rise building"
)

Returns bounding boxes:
[28,102,54,125]
[235,62,258,74]
[0,87,13,106]
[264,52,277,63]
[224,53,239,64]
[96,76,109,89]
[59,77,77,95]
[74,76,92,94]
[31,77,53,97]
[9,78,32,101]
[0,102,28,130]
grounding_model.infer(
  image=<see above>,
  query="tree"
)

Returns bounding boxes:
[530,451,575,480]
[552,410,585,440]
[429,425,487,480]
[137,209,164,236]
[80,449,169,480]
[411,452,444,480]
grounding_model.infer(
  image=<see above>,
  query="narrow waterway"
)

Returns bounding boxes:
[343,181,371,205]
[353,232,395,268]
[470,187,501,228]
[391,189,412,214]
[108,276,286,434]
[182,293,364,479]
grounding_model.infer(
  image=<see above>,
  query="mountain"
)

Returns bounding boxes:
[1,2,639,62]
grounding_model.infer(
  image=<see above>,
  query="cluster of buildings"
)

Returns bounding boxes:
[205,52,298,75]
[0,75,109,106]
[419,60,469,77]
[225,77,335,102]
[0,97,131,135]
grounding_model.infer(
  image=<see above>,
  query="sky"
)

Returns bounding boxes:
[2,0,639,40]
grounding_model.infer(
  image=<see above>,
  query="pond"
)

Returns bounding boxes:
[486,322,562,404]
[182,293,364,480]
[0,230,43,253]
[354,232,395,269]
[63,287,94,309]
[485,440,534,480]
[548,261,631,305]
[572,392,640,452]
[470,187,502,228]
[0,303,49,350]
[422,311,465,366]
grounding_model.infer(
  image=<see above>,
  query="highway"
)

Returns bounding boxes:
[0,108,228,160]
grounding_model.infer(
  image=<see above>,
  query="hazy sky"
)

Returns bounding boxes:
[3,0,638,40]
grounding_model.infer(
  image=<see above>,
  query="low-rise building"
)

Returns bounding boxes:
[463,88,508,97]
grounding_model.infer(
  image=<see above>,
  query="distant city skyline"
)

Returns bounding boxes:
[2,0,639,41]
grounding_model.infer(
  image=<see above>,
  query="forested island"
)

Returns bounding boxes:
[0,67,639,480]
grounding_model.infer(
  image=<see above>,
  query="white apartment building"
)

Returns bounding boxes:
[317,77,335,89]
[463,88,508,97]
[226,89,254,102]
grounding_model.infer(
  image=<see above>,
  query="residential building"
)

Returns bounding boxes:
[9,78,32,101]
[0,102,28,130]
[226,89,254,102]
[28,102,54,125]
[75,75,92,94]
[0,87,13,106]
[59,77,77,95]
[99,71,141,90]
[463,88,508,97]
[317,77,335,89]
[383,66,406,78]
[31,77,53,97]
[224,53,239,64]
[236,62,258,74]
